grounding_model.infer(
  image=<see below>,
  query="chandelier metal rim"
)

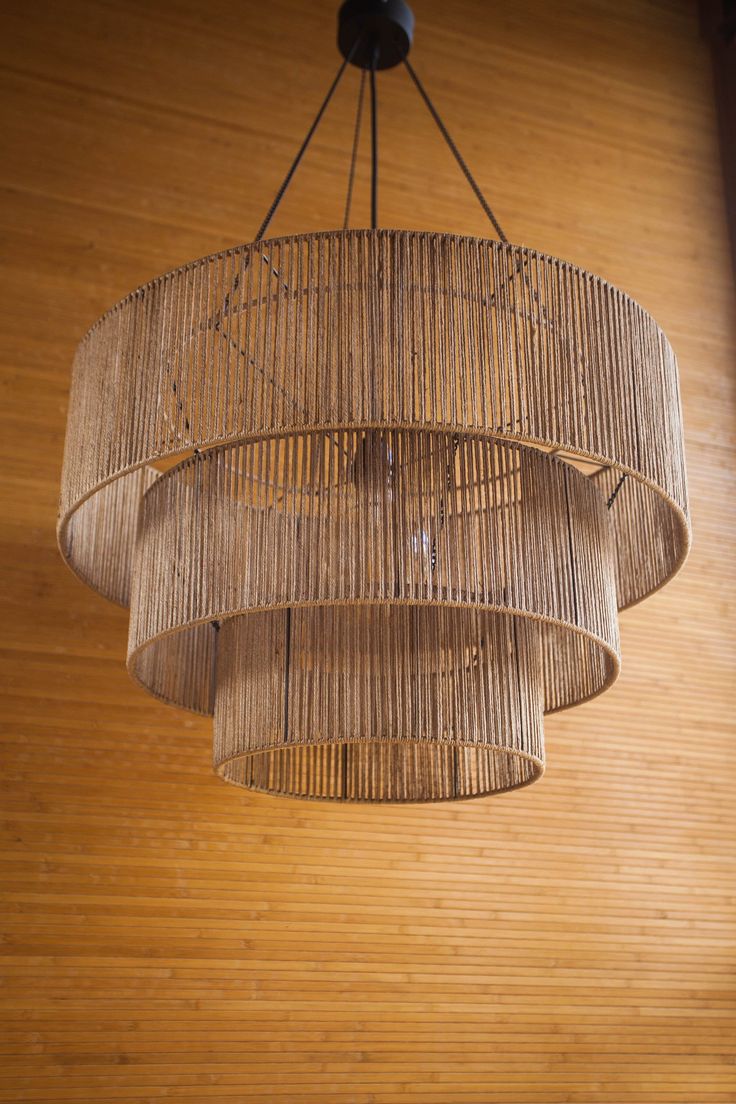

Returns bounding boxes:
[126,603,622,718]
[71,228,677,345]
[57,452,690,621]
[214,745,545,804]
[57,431,690,608]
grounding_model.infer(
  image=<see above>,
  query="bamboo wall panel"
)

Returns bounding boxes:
[1,0,735,1101]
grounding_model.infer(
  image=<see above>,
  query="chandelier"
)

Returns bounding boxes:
[58,0,690,802]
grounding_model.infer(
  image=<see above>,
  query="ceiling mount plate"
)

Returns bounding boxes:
[337,0,414,71]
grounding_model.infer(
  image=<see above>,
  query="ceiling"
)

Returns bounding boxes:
[1,0,735,1100]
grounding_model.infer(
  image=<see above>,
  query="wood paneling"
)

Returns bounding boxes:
[1,1,735,1100]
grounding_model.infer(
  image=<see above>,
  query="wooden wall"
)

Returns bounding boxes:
[1,1,735,1100]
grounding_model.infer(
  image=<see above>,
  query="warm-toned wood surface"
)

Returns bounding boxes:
[1,1,735,1100]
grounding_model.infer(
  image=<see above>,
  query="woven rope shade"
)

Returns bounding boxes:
[214,609,545,801]
[58,229,689,802]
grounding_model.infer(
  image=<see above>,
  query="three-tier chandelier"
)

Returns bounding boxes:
[58,0,690,802]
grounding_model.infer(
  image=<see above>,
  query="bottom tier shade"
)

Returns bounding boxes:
[213,607,545,801]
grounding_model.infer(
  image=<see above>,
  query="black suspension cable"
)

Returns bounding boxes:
[343,68,367,229]
[369,47,378,229]
[402,56,507,243]
[254,40,358,242]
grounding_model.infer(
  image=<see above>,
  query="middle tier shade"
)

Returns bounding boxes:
[127,430,621,800]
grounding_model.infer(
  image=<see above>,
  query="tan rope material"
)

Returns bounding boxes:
[58,230,690,616]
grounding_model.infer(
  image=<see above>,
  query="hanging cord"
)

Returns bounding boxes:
[369,45,379,229]
[254,39,359,242]
[402,57,507,243]
[343,68,367,229]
